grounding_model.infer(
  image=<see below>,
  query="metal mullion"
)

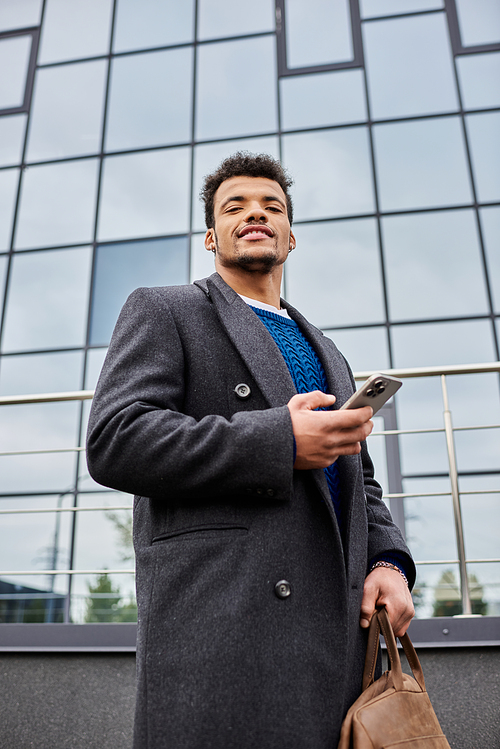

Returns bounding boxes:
[187,0,200,282]
[362,8,445,23]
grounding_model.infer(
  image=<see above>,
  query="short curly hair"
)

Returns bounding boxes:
[200,152,294,229]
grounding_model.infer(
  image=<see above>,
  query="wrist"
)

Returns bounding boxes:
[369,560,409,588]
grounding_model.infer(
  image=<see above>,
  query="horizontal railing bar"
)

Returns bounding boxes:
[0,569,134,576]
[0,506,132,515]
[384,489,499,499]
[0,390,94,406]
[0,363,498,408]
[0,447,86,457]
[354,362,500,379]
[414,559,500,565]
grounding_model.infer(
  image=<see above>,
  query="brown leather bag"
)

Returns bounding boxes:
[338,608,451,748]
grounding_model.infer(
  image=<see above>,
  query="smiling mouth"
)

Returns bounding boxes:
[238,225,273,239]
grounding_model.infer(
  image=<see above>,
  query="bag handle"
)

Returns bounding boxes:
[362,607,426,693]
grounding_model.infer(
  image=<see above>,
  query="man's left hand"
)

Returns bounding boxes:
[360,566,415,637]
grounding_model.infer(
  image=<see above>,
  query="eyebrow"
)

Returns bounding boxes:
[220,194,286,209]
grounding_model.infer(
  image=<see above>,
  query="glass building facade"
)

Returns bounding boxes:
[0,0,499,624]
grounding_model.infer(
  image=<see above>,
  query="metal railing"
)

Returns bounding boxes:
[1,362,499,619]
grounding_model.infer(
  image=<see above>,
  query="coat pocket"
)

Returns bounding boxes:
[152,523,248,543]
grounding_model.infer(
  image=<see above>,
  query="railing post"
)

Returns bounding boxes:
[441,375,472,615]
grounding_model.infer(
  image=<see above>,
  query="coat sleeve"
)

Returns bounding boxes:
[86,287,295,502]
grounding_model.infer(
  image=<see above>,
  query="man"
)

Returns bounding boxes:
[87,153,415,749]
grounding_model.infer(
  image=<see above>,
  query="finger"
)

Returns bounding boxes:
[359,589,377,629]
[288,391,336,412]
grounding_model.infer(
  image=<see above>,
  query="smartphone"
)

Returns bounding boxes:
[340,373,402,416]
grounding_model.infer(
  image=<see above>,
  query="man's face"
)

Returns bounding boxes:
[205,176,295,273]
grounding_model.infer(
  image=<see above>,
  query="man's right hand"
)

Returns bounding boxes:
[287,391,373,470]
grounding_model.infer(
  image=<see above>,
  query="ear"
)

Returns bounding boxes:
[205,229,216,252]
[289,231,296,251]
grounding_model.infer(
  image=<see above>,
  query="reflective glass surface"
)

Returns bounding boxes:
[460,476,500,562]
[0,0,42,31]
[105,48,193,151]
[363,14,458,119]
[26,60,107,161]
[113,0,194,52]
[359,0,443,17]
[280,69,367,130]
[85,348,108,390]
[480,207,500,313]
[15,159,99,250]
[90,237,189,346]
[2,247,92,352]
[0,402,79,492]
[0,114,27,166]
[323,326,390,372]
[0,351,83,396]
[97,148,191,242]
[285,219,385,328]
[191,136,280,232]
[198,0,274,39]
[465,112,500,203]
[391,319,496,368]
[196,36,278,140]
[382,209,489,320]
[282,128,375,219]
[456,52,500,110]
[0,35,31,110]
[190,233,216,283]
[373,117,472,211]
[38,0,113,64]
[0,168,19,250]
[285,0,353,68]
[403,481,458,561]
[455,0,500,47]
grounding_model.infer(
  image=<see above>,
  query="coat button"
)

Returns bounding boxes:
[266,489,275,497]
[234,383,251,399]
[274,580,291,599]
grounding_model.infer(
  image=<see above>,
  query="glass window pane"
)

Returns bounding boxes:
[0,114,26,166]
[85,348,108,390]
[196,36,278,141]
[0,351,83,396]
[285,219,385,328]
[190,233,216,283]
[0,402,79,492]
[97,148,191,242]
[403,479,458,560]
[391,319,496,368]
[38,0,113,64]
[285,0,353,68]
[455,0,500,47]
[282,128,375,220]
[113,0,194,52]
[90,237,189,346]
[192,136,280,232]
[373,117,473,211]
[363,14,458,119]
[15,159,99,250]
[0,35,31,110]
[105,48,193,152]
[26,60,107,161]
[456,52,500,110]
[323,327,390,372]
[2,247,92,352]
[449,374,500,473]
[360,0,443,17]
[0,168,19,250]
[0,0,42,31]
[280,69,367,130]
[465,112,500,203]
[382,210,489,320]
[0,494,73,592]
[198,0,274,40]
[465,562,500,616]
[480,207,500,313]
[460,476,500,562]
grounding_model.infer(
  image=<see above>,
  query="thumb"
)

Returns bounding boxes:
[288,390,336,412]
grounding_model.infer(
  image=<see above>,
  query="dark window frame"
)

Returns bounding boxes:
[0,27,40,116]
[275,0,364,77]
[444,0,500,56]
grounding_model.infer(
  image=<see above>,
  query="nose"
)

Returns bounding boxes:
[243,201,267,224]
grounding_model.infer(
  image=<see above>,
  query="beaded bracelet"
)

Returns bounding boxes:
[369,560,409,588]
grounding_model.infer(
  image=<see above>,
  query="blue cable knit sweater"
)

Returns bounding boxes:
[250,304,410,579]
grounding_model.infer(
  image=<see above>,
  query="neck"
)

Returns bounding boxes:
[215,265,283,308]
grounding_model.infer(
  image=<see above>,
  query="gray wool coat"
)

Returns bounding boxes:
[86,272,415,749]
